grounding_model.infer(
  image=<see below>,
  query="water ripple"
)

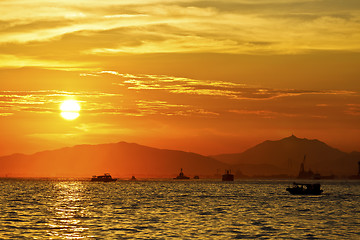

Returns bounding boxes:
[0,179,359,239]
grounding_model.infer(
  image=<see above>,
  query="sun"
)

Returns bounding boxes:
[60,100,81,120]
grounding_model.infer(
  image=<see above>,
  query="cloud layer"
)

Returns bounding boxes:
[1,0,360,68]
[1,72,358,121]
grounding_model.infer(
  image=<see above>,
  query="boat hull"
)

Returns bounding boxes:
[286,187,323,195]
[222,174,234,181]
[91,178,117,182]
[174,176,190,179]
[286,182,323,195]
[91,173,117,182]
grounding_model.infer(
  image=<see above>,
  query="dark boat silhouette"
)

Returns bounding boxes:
[130,176,137,181]
[174,168,190,179]
[222,170,234,181]
[91,173,117,182]
[286,182,323,195]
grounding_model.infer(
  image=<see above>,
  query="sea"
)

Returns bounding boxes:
[0,179,359,239]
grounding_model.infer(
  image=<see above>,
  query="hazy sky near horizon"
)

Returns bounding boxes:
[0,0,359,156]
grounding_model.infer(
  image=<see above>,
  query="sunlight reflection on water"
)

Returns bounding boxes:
[47,182,88,239]
[0,179,359,239]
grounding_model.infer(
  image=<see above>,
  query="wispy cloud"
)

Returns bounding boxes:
[345,103,360,116]
[77,71,360,120]
[0,88,218,118]
[135,100,219,116]
[229,109,305,119]
[0,54,90,69]
[0,90,123,116]
[0,0,359,68]
[103,71,355,100]
[2,72,356,120]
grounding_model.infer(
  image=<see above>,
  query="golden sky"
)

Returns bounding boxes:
[0,0,359,156]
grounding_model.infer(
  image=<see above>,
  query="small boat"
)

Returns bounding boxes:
[91,173,117,182]
[222,170,234,181]
[193,175,200,179]
[286,182,323,195]
[130,176,137,181]
[174,168,190,179]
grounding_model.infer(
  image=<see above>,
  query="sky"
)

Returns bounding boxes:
[0,0,359,156]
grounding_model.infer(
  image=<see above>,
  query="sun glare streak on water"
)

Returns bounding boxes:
[47,182,88,239]
[0,180,359,239]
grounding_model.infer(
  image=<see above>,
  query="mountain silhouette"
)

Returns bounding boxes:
[1,136,358,178]
[0,142,228,178]
[212,135,358,176]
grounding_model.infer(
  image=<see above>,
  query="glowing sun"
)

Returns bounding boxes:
[60,100,81,120]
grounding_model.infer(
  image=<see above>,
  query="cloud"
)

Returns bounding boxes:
[135,100,219,116]
[76,71,360,120]
[345,104,360,116]
[104,71,356,100]
[0,90,123,116]
[228,109,302,119]
[0,0,359,69]
[0,112,13,117]
[0,54,90,69]
[0,88,218,118]
[2,72,357,120]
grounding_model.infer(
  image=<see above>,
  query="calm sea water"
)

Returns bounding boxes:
[0,179,359,239]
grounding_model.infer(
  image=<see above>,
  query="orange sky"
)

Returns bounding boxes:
[0,0,360,156]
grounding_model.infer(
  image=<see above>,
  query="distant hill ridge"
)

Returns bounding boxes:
[0,136,359,178]
[212,135,359,176]
[0,141,228,178]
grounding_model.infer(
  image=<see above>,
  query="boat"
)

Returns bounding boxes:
[130,176,137,181]
[222,170,234,181]
[174,168,190,179]
[286,182,323,195]
[91,173,117,182]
